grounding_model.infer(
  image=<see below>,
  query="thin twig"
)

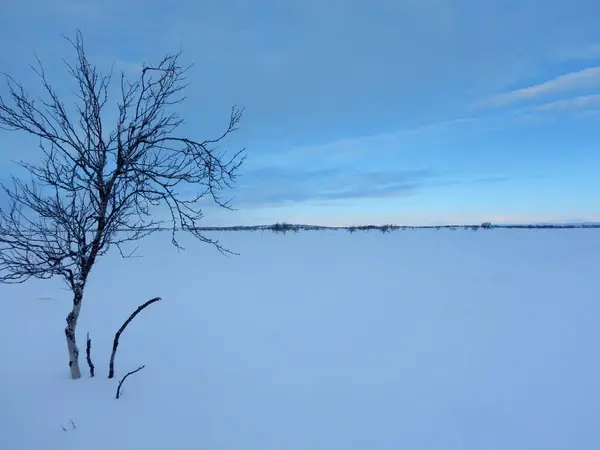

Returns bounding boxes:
[115,365,145,399]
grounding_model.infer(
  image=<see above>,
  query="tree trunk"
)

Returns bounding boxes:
[65,287,84,379]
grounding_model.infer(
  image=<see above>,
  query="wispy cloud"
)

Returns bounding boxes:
[479,67,600,108]
[535,93,600,111]
[233,167,434,208]
[255,116,485,168]
[227,165,516,211]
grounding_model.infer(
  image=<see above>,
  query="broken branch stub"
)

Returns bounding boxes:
[86,332,95,377]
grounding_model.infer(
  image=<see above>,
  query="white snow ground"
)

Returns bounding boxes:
[1,228,599,450]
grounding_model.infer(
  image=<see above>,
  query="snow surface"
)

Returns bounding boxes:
[1,228,599,450]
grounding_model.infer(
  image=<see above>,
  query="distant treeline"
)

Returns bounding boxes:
[176,222,600,234]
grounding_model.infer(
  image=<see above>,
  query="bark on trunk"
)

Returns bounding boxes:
[65,288,83,379]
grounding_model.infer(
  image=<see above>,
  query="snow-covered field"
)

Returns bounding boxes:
[1,228,599,450]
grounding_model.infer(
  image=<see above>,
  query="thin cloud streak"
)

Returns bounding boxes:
[264,104,580,167]
[233,167,434,208]
[535,93,600,111]
[478,66,600,108]
[228,167,515,210]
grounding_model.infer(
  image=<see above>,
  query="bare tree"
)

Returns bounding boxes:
[0,30,245,379]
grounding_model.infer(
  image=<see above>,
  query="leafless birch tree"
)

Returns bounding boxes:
[0,30,245,379]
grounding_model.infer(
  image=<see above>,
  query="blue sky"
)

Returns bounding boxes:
[1,0,600,226]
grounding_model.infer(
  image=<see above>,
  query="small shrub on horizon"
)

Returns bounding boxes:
[269,222,300,234]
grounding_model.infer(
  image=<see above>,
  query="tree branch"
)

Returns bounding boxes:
[115,365,145,399]
[86,332,95,377]
[108,296,161,378]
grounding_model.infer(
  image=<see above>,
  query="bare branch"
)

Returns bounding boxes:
[115,365,145,399]
[108,297,161,379]
[86,332,95,377]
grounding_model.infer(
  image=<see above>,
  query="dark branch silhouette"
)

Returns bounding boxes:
[86,332,95,377]
[0,30,245,379]
[115,365,145,399]
[108,296,161,379]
